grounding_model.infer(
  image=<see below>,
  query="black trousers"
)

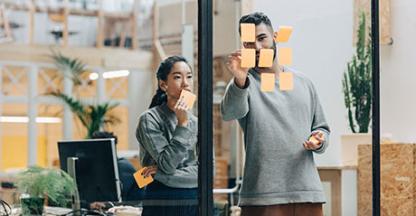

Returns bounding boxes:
[141,180,198,216]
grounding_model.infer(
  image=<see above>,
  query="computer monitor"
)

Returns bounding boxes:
[58,139,122,207]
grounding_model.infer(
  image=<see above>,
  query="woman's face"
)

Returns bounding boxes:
[160,61,193,100]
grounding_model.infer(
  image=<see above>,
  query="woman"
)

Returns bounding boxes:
[136,56,198,216]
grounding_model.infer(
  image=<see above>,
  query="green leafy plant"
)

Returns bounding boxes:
[16,167,76,208]
[342,12,372,133]
[50,49,88,86]
[48,51,121,138]
[50,91,120,138]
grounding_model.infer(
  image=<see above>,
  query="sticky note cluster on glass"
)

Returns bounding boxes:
[240,24,276,69]
[240,23,294,92]
[275,26,294,91]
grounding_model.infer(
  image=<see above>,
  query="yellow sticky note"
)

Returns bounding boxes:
[258,49,274,68]
[241,49,256,68]
[278,47,292,66]
[240,23,255,42]
[275,26,293,43]
[133,167,154,188]
[180,90,197,109]
[279,72,293,91]
[261,73,275,92]
[309,131,324,145]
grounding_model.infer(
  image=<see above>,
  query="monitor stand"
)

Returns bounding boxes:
[67,157,81,216]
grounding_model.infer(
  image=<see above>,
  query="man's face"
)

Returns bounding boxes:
[242,23,277,71]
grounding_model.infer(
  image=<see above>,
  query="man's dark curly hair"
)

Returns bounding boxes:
[238,12,274,35]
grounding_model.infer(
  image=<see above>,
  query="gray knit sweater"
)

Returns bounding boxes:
[221,68,330,206]
[136,103,198,188]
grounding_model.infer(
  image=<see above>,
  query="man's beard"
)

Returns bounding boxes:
[254,41,277,73]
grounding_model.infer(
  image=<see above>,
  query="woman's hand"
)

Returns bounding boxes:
[142,165,158,178]
[174,96,189,127]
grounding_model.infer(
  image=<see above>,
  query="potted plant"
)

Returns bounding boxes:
[48,50,121,138]
[341,12,372,166]
[16,166,76,215]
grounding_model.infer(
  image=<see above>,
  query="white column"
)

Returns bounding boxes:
[28,66,38,166]
[128,69,153,150]
[96,69,105,132]
[63,70,73,140]
[128,70,139,150]
[96,69,105,103]
[182,24,194,69]
[181,0,194,68]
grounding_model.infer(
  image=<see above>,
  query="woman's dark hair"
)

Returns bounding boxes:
[149,55,191,108]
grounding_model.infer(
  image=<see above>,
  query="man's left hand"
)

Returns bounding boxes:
[303,131,325,150]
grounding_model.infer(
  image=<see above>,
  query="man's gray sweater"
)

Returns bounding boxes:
[221,69,330,206]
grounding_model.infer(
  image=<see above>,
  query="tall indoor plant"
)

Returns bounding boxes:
[342,12,372,133]
[340,12,372,166]
[48,51,120,138]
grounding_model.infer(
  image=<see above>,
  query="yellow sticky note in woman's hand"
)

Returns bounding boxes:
[180,90,197,109]
[133,167,154,188]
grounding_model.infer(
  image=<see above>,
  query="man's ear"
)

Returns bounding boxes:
[160,80,168,91]
[242,42,247,48]
[273,32,278,41]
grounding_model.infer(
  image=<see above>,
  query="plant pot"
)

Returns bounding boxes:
[20,196,45,215]
[341,133,372,166]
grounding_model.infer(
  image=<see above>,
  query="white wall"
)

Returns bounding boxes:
[253,0,416,167]
[380,0,416,143]
[253,0,353,166]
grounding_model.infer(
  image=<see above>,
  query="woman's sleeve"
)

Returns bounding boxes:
[136,114,194,174]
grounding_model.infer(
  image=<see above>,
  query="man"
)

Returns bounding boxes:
[221,12,330,216]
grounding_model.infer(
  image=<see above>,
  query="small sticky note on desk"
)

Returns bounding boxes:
[180,90,196,109]
[241,49,256,68]
[258,49,274,68]
[279,72,293,91]
[261,73,275,92]
[133,167,154,188]
[240,23,255,42]
[275,26,293,43]
[278,47,292,66]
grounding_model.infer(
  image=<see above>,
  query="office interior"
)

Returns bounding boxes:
[0,0,415,215]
